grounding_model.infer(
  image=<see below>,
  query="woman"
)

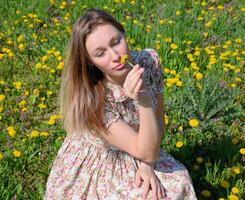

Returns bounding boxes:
[44,8,197,200]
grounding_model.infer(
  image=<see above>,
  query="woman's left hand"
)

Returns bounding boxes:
[134,161,167,200]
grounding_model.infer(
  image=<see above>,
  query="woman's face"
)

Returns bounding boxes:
[85,23,130,85]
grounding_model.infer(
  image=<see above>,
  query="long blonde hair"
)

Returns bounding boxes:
[59,8,125,137]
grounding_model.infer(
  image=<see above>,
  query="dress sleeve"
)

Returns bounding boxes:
[103,100,121,129]
[145,48,164,94]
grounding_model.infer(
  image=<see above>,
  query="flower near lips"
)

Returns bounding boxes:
[120,54,134,68]
[120,54,128,64]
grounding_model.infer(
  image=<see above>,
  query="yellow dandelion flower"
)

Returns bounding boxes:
[57,56,63,61]
[0,53,4,60]
[170,43,178,50]
[168,20,174,24]
[178,126,183,131]
[201,190,211,198]
[235,38,241,44]
[167,78,176,84]
[0,152,4,160]
[41,55,48,62]
[176,81,183,87]
[196,157,204,164]
[159,19,164,25]
[7,126,16,137]
[13,150,22,157]
[189,118,199,127]
[220,180,230,189]
[24,91,29,96]
[234,68,240,73]
[33,89,40,96]
[49,0,55,4]
[17,35,24,43]
[35,62,42,69]
[170,69,176,75]
[194,51,200,56]
[228,194,239,200]
[30,130,39,138]
[164,114,169,125]
[47,91,53,96]
[0,94,5,101]
[176,141,183,148]
[13,81,22,89]
[218,5,224,10]
[231,187,239,194]
[120,54,128,64]
[195,72,203,80]
[19,100,27,107]
[231,166,240,174]
[18,43,25,51]
[57,61,64,69]
[164,68,170,74]
[231,138,239,145]
[40,131,49,137]
[235,77,241,82]
[22,108,27,112]
[166,82,172,87]
[239,148,245,155]
[54,51,60,57]
[230,83,236,88]
[48,119,56,125]
[203,32,208,37]
[176,10,181,16]
[38,103,47,109]
[205,21,212,27]
[164,37,172,43]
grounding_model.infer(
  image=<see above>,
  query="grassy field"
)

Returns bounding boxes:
[0,0,244,199]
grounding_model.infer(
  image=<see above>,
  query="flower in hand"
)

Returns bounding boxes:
[120,54,134,68]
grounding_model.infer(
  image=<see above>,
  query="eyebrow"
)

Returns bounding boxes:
[92,34,121,54]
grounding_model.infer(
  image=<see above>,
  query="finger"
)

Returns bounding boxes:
[134,79,143,94]
[128,65,143,83]
[157,183,162,199]
[161,185,167,198]
[134,171,142,187]
[124,67,143,92]
[142,181,150,200]
[150,179,158,200]
[128,69,144,95]
[127,64,140,78]
[129,67,144,87]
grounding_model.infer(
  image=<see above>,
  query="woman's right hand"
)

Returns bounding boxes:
[123,64,147,101]
[135,161,167,200]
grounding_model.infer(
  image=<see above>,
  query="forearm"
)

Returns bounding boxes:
[136,95,162,162]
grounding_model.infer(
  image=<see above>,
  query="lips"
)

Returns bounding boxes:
[114,63,124,70]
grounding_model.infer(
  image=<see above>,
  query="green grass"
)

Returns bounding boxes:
[0,0,244,199]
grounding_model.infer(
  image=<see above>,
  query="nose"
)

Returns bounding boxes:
[110,48,120,62]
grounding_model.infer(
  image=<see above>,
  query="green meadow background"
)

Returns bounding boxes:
[0,0,244,199]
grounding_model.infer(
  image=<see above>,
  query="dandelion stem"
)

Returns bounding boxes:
[127,61,134,68]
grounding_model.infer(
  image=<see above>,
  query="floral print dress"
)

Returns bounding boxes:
[44,49,197,200]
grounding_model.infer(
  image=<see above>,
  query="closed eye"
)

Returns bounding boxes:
[112,36,121,46]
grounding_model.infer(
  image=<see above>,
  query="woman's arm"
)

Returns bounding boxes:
[101,65,164,163]
[136,94,163,162]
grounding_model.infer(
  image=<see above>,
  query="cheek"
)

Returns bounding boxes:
[93,58,110,72]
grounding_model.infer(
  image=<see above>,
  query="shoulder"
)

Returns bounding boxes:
[130,48,161,69]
